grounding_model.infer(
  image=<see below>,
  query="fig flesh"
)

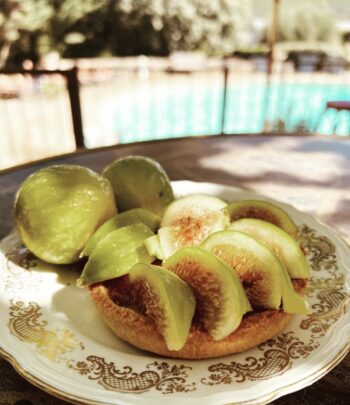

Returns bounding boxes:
[201,230,308,314]
[225,200,298,239]
[102,156,174,216]
[163,247,251,340]
[229,219,310,279]
[161,194,227,227]
[77,223,154,287]
[14,165,117,264]
[156,194,229,258]
[83,208,160,256]
[129,263,195,351]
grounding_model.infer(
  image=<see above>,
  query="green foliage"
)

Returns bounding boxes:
[0,0,340,67]
[278,0,339,42]
[0,0,54,66]
[57,0,252,57]
[1,0,252,65]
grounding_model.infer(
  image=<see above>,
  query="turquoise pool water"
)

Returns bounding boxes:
[114,82,350,142]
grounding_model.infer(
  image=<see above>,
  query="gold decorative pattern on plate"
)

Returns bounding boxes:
[299,225,350,338]
[201,224,349,386]
[8,300,83,362]
[67,357,196,394]
[3,223,349,397]
[201,332,319,385]
[299,224,337,273]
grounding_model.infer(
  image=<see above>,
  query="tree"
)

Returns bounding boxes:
[277,0,339,42]
[56,0,252,57]
[0,0,253,66]
[0,0,53,67]
[161,0,252,55]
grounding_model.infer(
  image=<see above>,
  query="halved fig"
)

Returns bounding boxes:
[229,219,310,279]
[77,223,154,287]
[102,156,174,216]
[201,230,308,314]
[163,247,251,340]
[129,263,195,350]
[224,200,298,239]
[161,194,227,227]
[83,208,160,256]
[156,194,229,258]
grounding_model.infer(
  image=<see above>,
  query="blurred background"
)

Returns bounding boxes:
[1,0,350,169]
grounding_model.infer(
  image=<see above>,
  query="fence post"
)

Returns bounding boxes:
[66,66,85,148]
[221,64,229,135]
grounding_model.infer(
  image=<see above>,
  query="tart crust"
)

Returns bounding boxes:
[89,279,307,359]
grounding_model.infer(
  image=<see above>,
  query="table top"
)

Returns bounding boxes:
[0,134,349,405]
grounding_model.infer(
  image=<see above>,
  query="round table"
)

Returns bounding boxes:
[1,134,349,404]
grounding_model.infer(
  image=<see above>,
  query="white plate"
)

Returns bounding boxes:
[0,181,349,405]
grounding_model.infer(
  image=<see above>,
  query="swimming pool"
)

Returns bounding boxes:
[106,82,350,145]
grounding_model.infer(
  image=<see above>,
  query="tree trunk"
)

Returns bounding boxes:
[29,32,40,67]
[0,40,12,68]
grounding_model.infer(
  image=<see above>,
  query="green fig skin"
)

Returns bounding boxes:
[163,247,251,340]
[14,165,117,264]
[224,200,298,240]
[129,263,195,351]
[144,234,165,260]
[82,208,160,256]
[77,223,154,287]
[102,156,174,216]
[201,230,309,314]
[228,218,310,279]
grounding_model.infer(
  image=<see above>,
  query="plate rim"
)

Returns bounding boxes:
[1,179,349,405]
[1,342,350,405]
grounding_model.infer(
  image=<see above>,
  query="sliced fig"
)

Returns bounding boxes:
[161,194,227,227]
[83,208,160,256]
[129,263,195,350]
[229,219,310,279]
[201,230,308,314]
[77,223,154,287]
[157,194,229,258]
[224,200,298,239]
[102,156,174,216]
[163,247,251,340]
[144,234,164,260]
